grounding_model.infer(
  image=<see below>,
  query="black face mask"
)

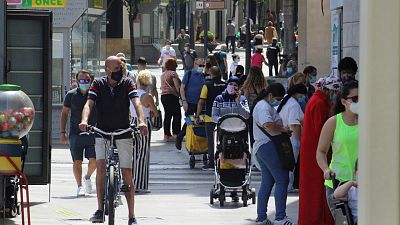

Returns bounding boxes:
[110,68,123,82]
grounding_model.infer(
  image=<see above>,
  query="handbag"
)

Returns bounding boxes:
[257,124,295,171]
[151,108,163,131]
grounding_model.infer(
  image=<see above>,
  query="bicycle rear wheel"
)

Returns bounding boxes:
[108,166,116,225]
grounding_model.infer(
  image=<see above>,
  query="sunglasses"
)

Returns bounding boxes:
[198,65,205,67]
[78,79,91,84]
[346,95,358,103]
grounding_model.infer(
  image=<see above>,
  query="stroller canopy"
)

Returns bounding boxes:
[218,114,248,132]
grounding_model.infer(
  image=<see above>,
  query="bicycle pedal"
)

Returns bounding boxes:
[120,184,131,192]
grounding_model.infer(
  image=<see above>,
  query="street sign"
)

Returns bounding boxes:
[195,0,225,10]
[6,0,22,5]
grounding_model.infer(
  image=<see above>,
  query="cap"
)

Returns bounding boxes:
[116,52,125,58]
[227,76,240,85]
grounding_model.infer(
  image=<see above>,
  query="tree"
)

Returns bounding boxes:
[283,0,296,56]
[123,0,143,63]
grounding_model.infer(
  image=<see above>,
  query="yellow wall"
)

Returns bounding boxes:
[359,0,400,224]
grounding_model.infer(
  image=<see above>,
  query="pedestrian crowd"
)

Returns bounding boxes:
[60,18,360,225]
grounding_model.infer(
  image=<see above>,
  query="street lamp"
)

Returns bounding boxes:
[245,0,251,75]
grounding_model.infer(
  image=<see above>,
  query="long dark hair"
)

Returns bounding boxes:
[277,84,307,113]
[251,82,285,114]
[334,80,359,114]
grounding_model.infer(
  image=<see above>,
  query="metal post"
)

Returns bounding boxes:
[203,11,208,58]
[190,12,195,49]
[245,0,251,75]
[0,1,6,84]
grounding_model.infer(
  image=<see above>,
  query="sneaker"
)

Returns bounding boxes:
[287,188,299,193]
[202,164,214,171]
[170,134,177,142]
[273,216,295,225]
[255,218,273,225]
[89,210,104,223]
[175,137,182,150]
[84,177,93,194]
[76,186,85,197]
[128,217,138,225]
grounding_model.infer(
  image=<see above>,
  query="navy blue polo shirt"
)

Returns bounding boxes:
[63,88,97,135]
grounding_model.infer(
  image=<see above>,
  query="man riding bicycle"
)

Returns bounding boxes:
[79,56,148,225]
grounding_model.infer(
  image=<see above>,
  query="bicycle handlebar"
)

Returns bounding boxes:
[80,125,140,137]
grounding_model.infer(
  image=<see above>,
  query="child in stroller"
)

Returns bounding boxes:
[332,160,358,225]
[209,114,256,207]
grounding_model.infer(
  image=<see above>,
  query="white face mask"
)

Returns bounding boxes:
[184,47,190,51]
[349,102,359,114]
[165,45,171,50]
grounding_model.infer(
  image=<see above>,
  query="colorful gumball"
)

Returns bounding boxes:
[2,131,9,138]
[8,116,16,125]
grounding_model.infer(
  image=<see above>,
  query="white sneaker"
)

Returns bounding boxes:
[76,186,85,197]
[273,216,295,225]
[84,177,93,194]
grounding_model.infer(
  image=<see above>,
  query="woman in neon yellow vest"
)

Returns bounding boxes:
[316,80,359,214]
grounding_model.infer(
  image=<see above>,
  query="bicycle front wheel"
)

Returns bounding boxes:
[108,166,116,225]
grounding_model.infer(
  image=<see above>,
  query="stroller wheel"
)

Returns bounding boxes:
[251,188,256,205]
[242,187,248,207]
[209,189,214,205]
[203,154,208,166]
[189,155,195,169]
[219,187,225,207]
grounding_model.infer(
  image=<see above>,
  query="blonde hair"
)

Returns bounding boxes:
[136,70,153,88]
[288,72,306,89]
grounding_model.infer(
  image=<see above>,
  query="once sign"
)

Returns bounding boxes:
[23,0,67,8]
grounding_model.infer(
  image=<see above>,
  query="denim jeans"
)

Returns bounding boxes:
[205,122,216,166]
[256,141,289,221]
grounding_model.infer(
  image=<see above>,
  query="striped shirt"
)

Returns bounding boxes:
[88,76,138,139]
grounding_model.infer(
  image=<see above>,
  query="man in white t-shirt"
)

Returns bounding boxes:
[158,40,176,72]
[276,84,307,192]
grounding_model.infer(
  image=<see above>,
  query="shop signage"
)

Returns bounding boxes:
[22,0,67,8]
[331,9,342,77]
[195,0,225,10]
[6,0,22,5]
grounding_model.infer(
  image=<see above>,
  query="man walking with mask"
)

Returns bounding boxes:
[60,70,97,197]
[158,40,177,72]
[175,58,206,150]
[183,43,197,73]
[175,29,191,70]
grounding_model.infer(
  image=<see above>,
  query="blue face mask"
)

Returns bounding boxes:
[286,67,294,76]
[197,67,204,73]
[330,93,337,101]
[270,99,281,107]
[110,68,123,82]
[79,84,90,91]
[310,75,317,84]
[298,95,307,103]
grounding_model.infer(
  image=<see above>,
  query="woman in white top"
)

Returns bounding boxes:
[129,70,158,193]
[276,84,307,192]
[252,83,295,225]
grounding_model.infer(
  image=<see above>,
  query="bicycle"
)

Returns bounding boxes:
[82,125,140,225]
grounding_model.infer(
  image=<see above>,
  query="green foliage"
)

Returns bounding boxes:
[199,31,215,42]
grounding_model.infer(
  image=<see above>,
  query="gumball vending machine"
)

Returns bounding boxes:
[0,84,35,224]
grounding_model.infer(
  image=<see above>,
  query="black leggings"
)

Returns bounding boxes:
[161,94,182,136]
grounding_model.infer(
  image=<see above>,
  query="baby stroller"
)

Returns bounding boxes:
[209,114,256,207]
[331,175,356,225]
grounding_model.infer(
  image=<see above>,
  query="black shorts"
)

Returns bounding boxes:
[69,134,96,161]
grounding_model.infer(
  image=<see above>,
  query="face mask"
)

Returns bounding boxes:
[270,99,281,107]
[110,68,124,82]
[298,95,306,103]
[330,93,337,101]
[185,47,189,51]
[287,67,294,75]
[310,75,317,84]
[235,58,240,63]
[165,45,171,50]
[349,102,359,114]
[197,67,204,73]
[226,84,237,95]
[79,84,90,91]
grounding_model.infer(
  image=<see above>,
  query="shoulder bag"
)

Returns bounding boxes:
[256,124,295,171]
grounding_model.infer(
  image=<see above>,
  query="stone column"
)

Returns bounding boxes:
[359,0,400,224]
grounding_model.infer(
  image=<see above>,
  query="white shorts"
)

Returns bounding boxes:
[95,138,133,169]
